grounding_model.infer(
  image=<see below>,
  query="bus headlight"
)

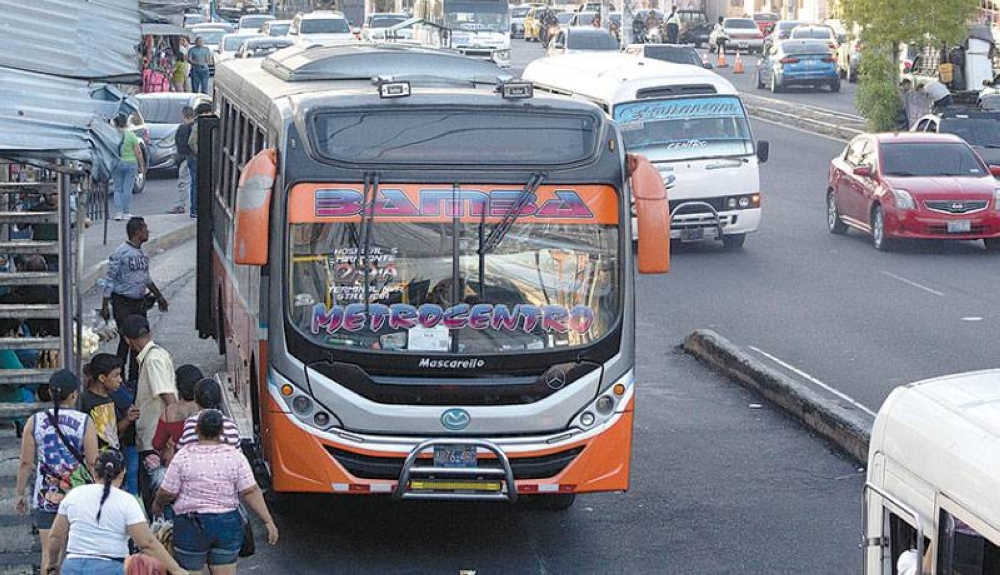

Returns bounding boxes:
[292,395,313,415]
[580,412,596,427]
[570,371,633,430]
[595,395,615,416]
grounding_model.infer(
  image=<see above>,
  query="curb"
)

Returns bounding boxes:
[81,221,197,294]
[682,329,873,463]
[743,103,862,142]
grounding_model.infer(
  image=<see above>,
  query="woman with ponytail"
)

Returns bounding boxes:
[44,450,186,575]
[15,369,98,571]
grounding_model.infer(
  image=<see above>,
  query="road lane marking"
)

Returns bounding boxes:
[748,346,878,417]
[878,271,944,297]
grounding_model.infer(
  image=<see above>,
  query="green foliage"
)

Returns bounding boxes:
[840,0,979,130]
[856,51,900,132]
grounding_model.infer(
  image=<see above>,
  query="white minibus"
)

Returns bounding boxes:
[865,370,1000,575]
[523,53,769,250]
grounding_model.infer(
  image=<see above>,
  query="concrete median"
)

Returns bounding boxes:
[683,329,873,463]
[740,93,865,141]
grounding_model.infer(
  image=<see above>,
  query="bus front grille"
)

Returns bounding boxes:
[326,446,584,481]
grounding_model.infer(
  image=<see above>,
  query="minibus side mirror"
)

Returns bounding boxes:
[989,164,1000,177]
[234,148,277,266]
[627,153,670,274]
[757,140,770,163]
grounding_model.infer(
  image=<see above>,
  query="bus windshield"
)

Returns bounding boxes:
[613,95,754,162]
[446,1,510,31]
[287,185,621,354]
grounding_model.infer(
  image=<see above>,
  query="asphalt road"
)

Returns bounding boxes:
[122,244,863,575]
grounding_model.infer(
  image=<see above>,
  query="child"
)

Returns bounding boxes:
[80,354,138,451]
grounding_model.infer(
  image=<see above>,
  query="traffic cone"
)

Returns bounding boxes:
[733,50,744,74]
[717,47,728,68]
[701,51,710,67]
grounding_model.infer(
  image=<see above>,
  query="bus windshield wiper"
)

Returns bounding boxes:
[480,173,544,254]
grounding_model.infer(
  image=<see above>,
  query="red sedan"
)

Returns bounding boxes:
[827,132,1000,251]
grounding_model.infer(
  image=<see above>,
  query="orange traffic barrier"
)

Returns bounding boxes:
[733,50,744,74]
[717,47,728,68]
[701,51,710,67]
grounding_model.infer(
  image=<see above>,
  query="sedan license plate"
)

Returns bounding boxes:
[947,219,971,233]
[680,228,705,242]
[433,445,477,468]
[738,40,749,48]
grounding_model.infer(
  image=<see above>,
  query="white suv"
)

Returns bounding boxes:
[289,11,355,46]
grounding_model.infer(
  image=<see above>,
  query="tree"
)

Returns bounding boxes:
[839,0,979,130]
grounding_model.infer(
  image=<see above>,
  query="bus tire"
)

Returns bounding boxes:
[522,493,576,511]
[722,233,746,250]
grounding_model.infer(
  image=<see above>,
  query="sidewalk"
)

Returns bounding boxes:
[80,174,197,294]
[0,174,197,575]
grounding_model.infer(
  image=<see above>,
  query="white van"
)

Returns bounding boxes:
[864,370,1000,575]
[523,54,768,250]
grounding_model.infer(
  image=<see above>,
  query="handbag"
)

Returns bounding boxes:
[44,410,94,487]
[237,503,255,557]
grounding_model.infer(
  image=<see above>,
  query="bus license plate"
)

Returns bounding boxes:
[680,228,705,242]
[947,220,971,233]
[434,445,478,468]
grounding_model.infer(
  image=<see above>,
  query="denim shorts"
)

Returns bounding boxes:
[32,509,56,530]
[62,557,124,575]
[173,510,243,570]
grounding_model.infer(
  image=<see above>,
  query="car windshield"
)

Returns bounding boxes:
[224,35,257,50]
[267,23,291,35]
[754,13,778,21]
[567,30,618,50]
[940,118,1000,148]
[725,19,757,29]
[312,109,598,165]
[614,95,755,161]
[777,21,803,31]
[301,18,350,34]
[511,6,530,17]
[644,46,702,66]
[372,15,407,27]
[557,13,574,24]
[792,27,833,39]
[196,30,226,44]
[287,186,620,354]
[783,41,832,54]
[446,2,510,31]
[880,142,986,177]
[576,13,597,25]
[241,16,271,29]
[136,98,189,125]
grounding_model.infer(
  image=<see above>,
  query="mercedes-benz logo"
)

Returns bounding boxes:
[545,369,568,390]
[440,408,471,431]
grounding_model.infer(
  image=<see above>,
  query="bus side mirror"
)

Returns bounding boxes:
[234,148,277,266]
[627,153,670,274]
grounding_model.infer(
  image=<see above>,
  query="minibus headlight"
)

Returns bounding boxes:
[726,197,738,209]
[738,196,751,208]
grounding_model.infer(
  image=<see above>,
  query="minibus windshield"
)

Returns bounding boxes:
[613,95,754,162]
[286,185,621,354]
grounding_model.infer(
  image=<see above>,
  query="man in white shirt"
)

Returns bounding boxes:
[121,315,177,508]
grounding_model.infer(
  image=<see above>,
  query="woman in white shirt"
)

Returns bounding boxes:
[44,450,185,575]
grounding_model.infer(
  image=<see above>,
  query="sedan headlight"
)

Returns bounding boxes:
[994,188,1000,211]
[892,188,916,210]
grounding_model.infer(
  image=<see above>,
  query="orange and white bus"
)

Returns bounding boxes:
[194,44,669,509]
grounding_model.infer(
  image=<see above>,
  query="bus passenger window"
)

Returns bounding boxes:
[938,509,1000,575]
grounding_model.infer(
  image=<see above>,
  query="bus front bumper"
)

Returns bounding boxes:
[263,393,635,497]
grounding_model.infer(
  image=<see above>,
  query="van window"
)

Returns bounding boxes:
[937,510,1000,575]
[612,95,753,162]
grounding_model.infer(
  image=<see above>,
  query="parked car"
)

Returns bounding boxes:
[547,27,619,56]
[510,4,532,38]
[361,13,409,41]
[709,18,763,54]
[235,36,294,58]
[187,26,228,53]
[911,109,1000,166]
[827,132,1000,251]
[679,19,712,47]
[764,19,804,50]
[756,40,839,93]
[188,22,235,35]
[182,13,206,27]
[836,36,861,82]
[752,12,779,35]
[238,14,274,31]
[289,10,355,46]
[217,32,264,62]
[260,19,292,36]
[788,24,838,52]
[624,43,711,68]
[132,93,212,177]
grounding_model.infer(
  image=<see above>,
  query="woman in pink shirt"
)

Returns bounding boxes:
[152,410,278,574]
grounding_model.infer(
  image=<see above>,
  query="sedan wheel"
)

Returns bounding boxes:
[827,191,848,235]
[871,205,894,251]
[985,238,1000,252]
[756,70,765,89]
[770,73,781,94]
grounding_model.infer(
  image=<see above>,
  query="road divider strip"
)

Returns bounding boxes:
[740,94,865,142]
[682,329,873,462]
